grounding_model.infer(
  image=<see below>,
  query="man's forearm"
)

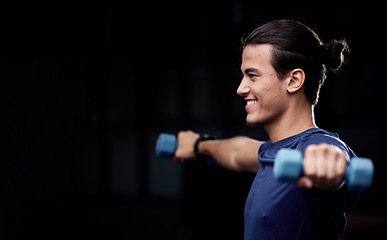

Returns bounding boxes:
[198,137,262,173]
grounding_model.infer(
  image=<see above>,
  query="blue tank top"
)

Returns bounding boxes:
[244,128,359,240]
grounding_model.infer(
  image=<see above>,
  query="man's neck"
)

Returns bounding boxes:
[264,104,317,143]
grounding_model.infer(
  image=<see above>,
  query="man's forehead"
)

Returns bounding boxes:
[242,44,273,58]
[241,44,273,70]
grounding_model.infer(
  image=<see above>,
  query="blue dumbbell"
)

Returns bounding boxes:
[156,133,220,167]
[273,148,374,192]
[156,133,178,159]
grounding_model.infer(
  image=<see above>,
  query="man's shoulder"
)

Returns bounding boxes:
[300,128,355,158]
[302,128,339,143]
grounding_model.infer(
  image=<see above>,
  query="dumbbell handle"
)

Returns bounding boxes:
[273,148,374,192]
[156,133,220,167]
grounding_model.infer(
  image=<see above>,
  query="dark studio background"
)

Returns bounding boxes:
[3,2,386,239]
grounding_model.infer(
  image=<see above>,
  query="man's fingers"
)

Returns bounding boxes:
[297,177,313,189]
[302,143,348,190]
[315,151,327,179]
[336,156,347,177]
[303,144,317,177]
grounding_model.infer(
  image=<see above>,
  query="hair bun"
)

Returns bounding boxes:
[323,39,349,72]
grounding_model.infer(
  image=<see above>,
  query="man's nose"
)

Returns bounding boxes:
[237,77,250,97]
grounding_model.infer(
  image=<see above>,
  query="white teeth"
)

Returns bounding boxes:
[247,100,258,105]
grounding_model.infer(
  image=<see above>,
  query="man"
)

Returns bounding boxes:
[173,20,357,239]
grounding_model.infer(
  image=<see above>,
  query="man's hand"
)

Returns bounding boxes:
[297,143,348,191]
[172,130,200,162]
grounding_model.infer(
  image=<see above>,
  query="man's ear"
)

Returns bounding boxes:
[287,68,305,93]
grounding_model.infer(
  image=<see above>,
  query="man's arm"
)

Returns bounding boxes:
[173,130,263,173]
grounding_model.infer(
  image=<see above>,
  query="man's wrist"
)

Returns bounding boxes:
[194,134,215,159]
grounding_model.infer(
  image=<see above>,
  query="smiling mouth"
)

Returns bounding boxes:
[246,100,258,105]
[245,99,258,110]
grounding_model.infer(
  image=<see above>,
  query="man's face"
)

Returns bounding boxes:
[237,44,288,126]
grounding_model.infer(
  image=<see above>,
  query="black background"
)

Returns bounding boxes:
[3,2,386,239]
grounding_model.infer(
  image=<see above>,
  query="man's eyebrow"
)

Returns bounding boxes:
[244,68,261,75]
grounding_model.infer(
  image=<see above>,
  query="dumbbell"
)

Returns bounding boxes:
[156,133,220,167]
[274,148,374,192]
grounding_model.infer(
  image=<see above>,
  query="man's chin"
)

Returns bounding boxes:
[246,114,267,127]
[245,118,261,128]
[246,122,258,128]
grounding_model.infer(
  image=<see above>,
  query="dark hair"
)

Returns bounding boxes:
[242,20,349,105]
